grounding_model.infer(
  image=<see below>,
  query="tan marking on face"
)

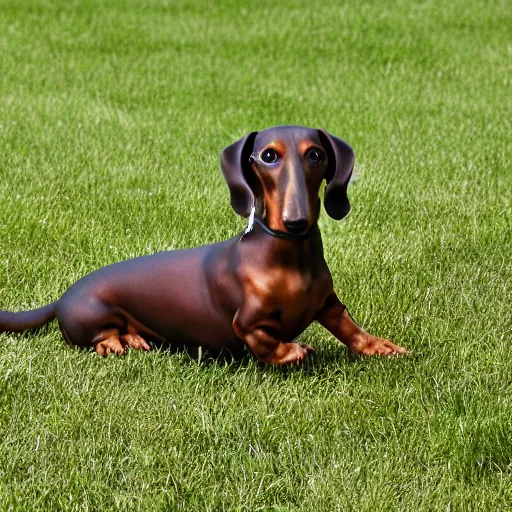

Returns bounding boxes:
[297,139,319,157]
[260,140,286,158]
[264,189,283,231]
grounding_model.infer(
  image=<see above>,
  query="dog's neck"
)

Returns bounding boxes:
[238,215,324,270]
[240,215,322,257]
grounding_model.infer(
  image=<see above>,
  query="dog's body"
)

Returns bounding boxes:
[0,126,406,363]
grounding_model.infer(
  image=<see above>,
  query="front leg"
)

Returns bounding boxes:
[316,293,407,356]
[233,297,315,365]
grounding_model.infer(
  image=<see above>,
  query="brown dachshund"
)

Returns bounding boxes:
[0,126,406,363]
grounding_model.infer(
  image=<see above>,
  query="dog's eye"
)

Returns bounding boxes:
[306,148,324,165]
[261,148,278,164]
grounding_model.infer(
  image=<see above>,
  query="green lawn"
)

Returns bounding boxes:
[0,0,510,509]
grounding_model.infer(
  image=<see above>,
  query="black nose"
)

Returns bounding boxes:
[283,218,309,234]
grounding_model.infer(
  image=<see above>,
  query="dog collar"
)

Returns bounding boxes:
[252,216,318,241]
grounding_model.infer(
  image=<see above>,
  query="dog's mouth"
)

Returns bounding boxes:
[283,219,309,235]
[251,217,317,241]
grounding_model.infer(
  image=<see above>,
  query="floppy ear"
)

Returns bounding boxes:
[319,129,355,220]
[220,132,258,217]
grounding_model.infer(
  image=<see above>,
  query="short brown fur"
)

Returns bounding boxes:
[0,126,406,363]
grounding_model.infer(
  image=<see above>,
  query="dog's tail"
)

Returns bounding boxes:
[0,303,57,333]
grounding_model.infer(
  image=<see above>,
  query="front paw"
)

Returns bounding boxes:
[294,343,316,364]
[302,343,317,356]
[272,342,316,365]
[348,334,407,356]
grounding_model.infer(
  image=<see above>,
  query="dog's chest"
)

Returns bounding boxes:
[248,265,309,298]
[244,265,328,325]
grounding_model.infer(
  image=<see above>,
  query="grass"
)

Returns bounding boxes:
[0,0,510,509]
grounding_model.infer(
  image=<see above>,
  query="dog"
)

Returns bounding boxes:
[0,126,407,363]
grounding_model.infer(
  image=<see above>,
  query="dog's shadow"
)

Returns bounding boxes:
[22,325,410,379]
[150,338,391,379]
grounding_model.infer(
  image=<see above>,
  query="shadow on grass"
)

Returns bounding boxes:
[150,337,415,381]
[5,324,415,381]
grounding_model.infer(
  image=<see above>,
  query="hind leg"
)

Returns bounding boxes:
[121,324,151,352]
[94,329,126,356]
[56,297,150,356]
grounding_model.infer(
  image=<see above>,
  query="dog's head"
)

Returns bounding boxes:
[220,125,354,234]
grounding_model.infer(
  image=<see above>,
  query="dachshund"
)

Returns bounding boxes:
[0,126,407,363]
